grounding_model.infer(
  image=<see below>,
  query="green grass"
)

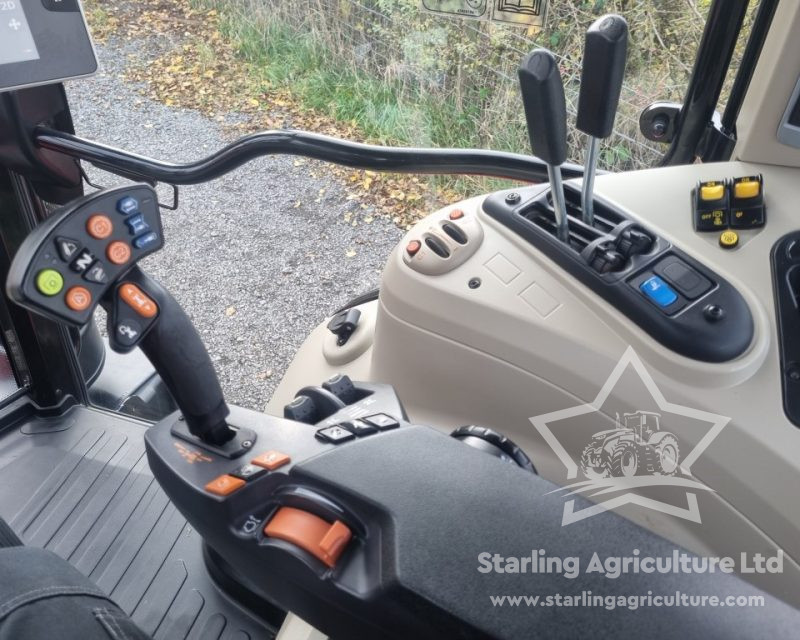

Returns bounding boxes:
[216,14,487,150]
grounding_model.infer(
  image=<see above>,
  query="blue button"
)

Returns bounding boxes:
[126,214,150,235]
[117,196,138,216]
[133,231,159,250]
[640,275,678,307]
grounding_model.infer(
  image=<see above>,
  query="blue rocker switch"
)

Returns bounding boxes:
[640,275,678,307]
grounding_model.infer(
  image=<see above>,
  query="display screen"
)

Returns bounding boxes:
[0,1,40,65]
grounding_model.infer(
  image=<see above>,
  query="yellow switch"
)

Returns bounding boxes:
[719,230,739,249]
[734,180,760,199]
[700,184,725,201]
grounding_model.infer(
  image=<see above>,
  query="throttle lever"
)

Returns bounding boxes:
[518,49,570,243]
[577,14,628,225]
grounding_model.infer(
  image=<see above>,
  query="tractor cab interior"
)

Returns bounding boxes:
[0,0,799,638]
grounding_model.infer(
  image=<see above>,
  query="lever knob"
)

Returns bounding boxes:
[576,14,629,139]
[518,49,568,166]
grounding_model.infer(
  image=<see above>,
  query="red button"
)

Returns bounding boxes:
[87,214,113,239]
[119,283,158,318]
[264,506,352,567]
[406,240,421,257]
[107,241,131,265]
[65,286,92,311]
[251,450,291,470]
[449,209,464,220]
[205,474,245,496]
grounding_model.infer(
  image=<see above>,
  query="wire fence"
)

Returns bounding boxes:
[219,0,751,173]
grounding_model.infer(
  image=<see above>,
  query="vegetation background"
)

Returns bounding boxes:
[84,0,758,223]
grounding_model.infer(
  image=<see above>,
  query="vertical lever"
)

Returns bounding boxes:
[577,14,629,226]
[518,49,570,243]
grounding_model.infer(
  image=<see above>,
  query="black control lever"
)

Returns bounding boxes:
[518,49,569,243]
[576,14,628,226]
[101,266,235,445]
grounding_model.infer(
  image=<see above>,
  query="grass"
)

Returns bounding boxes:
[215,12,492,151]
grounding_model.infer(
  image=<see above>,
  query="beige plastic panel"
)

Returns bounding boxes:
[269,162,800,605]
[735,1,800,166]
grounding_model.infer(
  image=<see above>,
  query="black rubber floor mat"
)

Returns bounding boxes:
[0,406,275,639]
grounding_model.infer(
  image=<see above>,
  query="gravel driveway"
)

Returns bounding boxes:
[67,39,402,412]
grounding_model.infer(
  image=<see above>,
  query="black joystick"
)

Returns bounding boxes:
[518,49,570,243]
[576,14,629,226]
[5,184,242,450]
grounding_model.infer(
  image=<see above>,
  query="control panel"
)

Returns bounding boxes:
[483,184,754,362]
[402,202,484,275]
[7,184,163,330]
[693,174,766,247]
[0,0,97,92]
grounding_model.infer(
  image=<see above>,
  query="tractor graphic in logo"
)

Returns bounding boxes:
[579,411,680,479]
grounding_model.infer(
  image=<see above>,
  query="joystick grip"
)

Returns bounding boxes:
[103,267,232,443]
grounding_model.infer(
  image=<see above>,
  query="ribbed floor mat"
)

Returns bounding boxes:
[0,406,275,639]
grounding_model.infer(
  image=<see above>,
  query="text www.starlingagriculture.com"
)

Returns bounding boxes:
[489,592,765,611]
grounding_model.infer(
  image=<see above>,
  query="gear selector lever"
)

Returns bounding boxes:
[576,14,628,226]
[518,49,570,243]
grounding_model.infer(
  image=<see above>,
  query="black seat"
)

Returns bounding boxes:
[0,518,151,640]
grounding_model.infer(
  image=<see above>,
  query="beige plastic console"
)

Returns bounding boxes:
[270,161,800,606]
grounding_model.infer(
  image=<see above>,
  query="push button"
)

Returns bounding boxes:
[639,275,678,308]
[117,196,139,215]
[340,419,377,437]
[316,425,355,444]
[65,286,92,312]
[251,450,291,470]
[86,214,113,239]
[230,463,268,481]
[107,241,132,265]
[204,474,245,497]
[115,319,142,347]
[125,214,150,236]
[719,230,739,249]
[362,414,399,431]
[119,283,158,318]
[264,506,352,568]
[406,240,421,257]
[36,269,63,296]
[133,232,159,250]
[734,179,760,199]
[700,184,725,201]
[83,261,109,284]
[70,248,95,273]
[653,257,712,300]
[55,237,81,262]
[449,208,465,220]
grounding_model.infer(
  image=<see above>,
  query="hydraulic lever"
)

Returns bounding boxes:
[576,15,628,226]
[518,49,570,242]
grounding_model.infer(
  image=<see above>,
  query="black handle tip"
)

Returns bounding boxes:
[518,48,568,166]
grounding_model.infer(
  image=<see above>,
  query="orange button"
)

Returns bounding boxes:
[87,214,113,239]
[65,286,92,311]
[251,450,291,470]
[107,241,131,265]
[449,209,464,220]
[406,240,421,256]
[119,283,158,318]
[264,506,352,567]
[205,474,245,496]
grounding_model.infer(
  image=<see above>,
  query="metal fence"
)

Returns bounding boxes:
[232,0,720,172]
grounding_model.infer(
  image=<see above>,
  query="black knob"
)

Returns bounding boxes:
[577,14,629,139]
[518,49,568,166]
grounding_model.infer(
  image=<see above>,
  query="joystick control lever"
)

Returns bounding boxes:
[576,14,628,226]
[102,267,235,445]
[518,48,570,243]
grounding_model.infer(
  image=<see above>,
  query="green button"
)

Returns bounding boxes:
[36,269,64,296]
